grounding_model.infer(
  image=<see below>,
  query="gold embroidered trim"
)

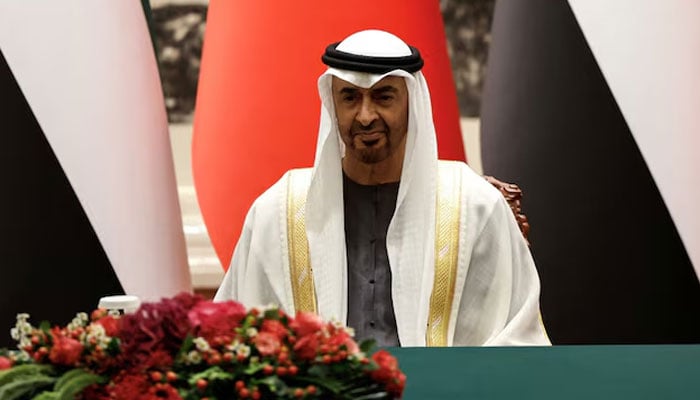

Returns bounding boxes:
[426,161,462,346]
[286,169,317,313]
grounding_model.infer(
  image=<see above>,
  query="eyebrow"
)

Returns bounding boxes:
[337,85,399,95]
[371,85,399,94]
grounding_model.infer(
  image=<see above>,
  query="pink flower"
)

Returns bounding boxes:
[0,356,12,370]
[289,312,324,337]
[327,330,359,355]
[254,332,281,356]
[261,319,288,340]
[188,300,246,342]
[293,334,320,360]
[49,336,83,366]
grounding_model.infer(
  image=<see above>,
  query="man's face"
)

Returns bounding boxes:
[331,76,409,165]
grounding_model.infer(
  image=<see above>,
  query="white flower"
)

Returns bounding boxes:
[12,314,33,350]
[246,327,258,338]
[236,345,251,358]
[185,350,202,364]
[193,337,211,352]
[68,312,89,330]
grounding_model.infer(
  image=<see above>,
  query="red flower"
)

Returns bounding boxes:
[118,293,203,371]
[49,336,83,366]
[109,373,150,400]
[370,350,399,382]
[386,371,407,397]
[327,330,359,355]
[0,356,12,370]
[96,315,121,337]
[289,312,324,337]
[293,334,319,360]
[254,332,281,356]
[369,350,405,397]
[145,382,182,400]
[261,319,288,340]
[188,300,246,342]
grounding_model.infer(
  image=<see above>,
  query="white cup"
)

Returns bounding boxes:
[98,295,141,314]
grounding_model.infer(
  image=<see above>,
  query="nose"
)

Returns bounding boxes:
[356,95,378,127]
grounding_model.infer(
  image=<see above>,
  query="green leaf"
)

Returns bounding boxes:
[38,321,51,333]
[178,334,195,358]
[290,375,342,394]
[243,362,264,375]
[52,368,88,392]
[352,392,392,400]
[359,339,377,354]
[55,371,105,400]
[0,375,55,400]
[306,364,329,378]
[187,366,233,386]
[252,375,286,393]
[106,338,121,355]
[0,364,55,387]
[32,392,59,400]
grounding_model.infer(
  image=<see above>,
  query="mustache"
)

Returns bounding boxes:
[350,121,387,135]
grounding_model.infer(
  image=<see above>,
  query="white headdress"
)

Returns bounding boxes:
[306,30,439,345]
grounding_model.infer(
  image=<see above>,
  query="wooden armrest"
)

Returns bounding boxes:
[484,175,530,245]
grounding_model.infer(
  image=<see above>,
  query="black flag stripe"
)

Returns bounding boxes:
[0,50,124,348]
[481,0,700,344]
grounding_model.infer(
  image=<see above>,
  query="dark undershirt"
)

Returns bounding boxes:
[343,173,401,347]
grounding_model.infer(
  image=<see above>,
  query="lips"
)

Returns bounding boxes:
[353,131,384,148]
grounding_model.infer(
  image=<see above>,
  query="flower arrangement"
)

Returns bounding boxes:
[0,293,405,399]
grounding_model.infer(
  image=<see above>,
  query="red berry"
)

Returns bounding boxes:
[209,353,222,365]
[239,388,250,398]
[322,355,332,364]
[278,352,288,363]
[223,352,234,362]
[252,390,262,400]
[150,371,163,382]
[166,371,178,382]
[307,385,317,395]
[288,365,298,376]
[196,379,208,390]
[262,365,274,375]
[294,388,304,398]
[276,366,287,376]
[235,380,245,390]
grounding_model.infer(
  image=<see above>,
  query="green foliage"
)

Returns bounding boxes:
[0,365,105,400]
[51,368,106,400]
[0,375,55,400]
[0,364,55,388]
[188,366,233,385]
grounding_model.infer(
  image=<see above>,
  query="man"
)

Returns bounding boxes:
[216,30,549,347]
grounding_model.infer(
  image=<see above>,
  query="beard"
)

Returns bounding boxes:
[345,120,393,164]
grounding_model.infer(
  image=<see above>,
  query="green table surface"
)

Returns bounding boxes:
[390,345,700,399]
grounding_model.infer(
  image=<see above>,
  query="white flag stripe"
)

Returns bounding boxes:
[0,2,191,300]
[569,0,700,278]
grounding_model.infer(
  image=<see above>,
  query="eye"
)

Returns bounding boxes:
[374,94,394,103]
[340,93,358,103]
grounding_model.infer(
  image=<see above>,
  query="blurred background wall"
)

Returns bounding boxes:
[149,0,496,296]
